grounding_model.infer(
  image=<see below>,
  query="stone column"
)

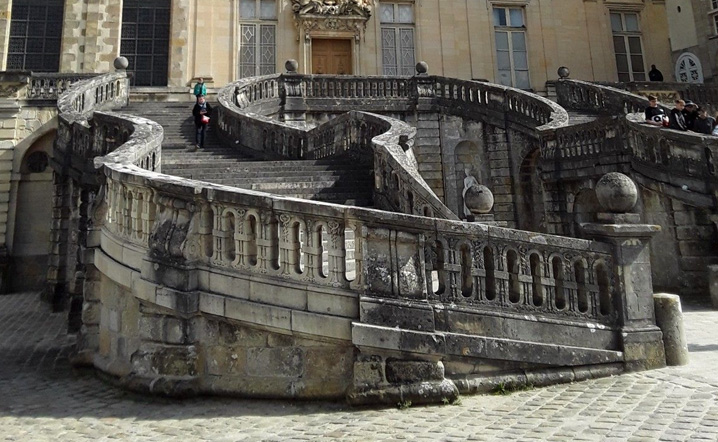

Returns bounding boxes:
[581,173,665,371]
[280,60,306,125]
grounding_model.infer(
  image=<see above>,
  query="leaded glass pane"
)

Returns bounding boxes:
[259,25,275,74]
[399,28,415,75]
[398,5,413,23]
[260,0,276,19]
[382,28,398,75]
[381,4,394,23]
[240,24,257,78]
[240,0,256,18]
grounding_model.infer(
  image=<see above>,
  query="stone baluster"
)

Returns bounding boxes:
[325,221,346,286]
[494,248,510,306]
[444,239,462,301]
[236,210,255,268]
[210,203,224,265]
[256,211,278,273]
[303,220,322,281]
[581,173,665,371]
[140,188,155,244]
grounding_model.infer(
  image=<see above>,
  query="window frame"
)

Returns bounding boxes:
[610,11,646,82]
[491,5,531,90]
[380,2,416,76]
[238,0,278,79]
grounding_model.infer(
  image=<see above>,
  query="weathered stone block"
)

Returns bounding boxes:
[386,360,445,384]
[247,347,305,378]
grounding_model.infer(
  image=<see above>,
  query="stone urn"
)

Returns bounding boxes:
[595,172,638,213]
[464,184,494,215]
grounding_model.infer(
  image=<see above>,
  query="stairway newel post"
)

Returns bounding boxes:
[281,60,306,126]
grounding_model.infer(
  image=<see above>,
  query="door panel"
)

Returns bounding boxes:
[312,39,352,75]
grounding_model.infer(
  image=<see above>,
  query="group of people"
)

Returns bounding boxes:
[644,95,717,136]
[192,77,212,149]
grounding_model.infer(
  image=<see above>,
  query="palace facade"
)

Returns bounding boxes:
[0,0,673,93]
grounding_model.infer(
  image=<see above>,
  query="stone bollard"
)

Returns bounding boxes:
[709,265,718,309]
[653,293,689,366]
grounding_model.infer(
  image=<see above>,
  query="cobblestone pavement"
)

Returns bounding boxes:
[1,293,718,442]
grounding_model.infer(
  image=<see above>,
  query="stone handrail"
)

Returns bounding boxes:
[29,73,97,100]
[57,71,130,122]
[430,77,568,131]
[542,116,626,161]
[556,79,664,115]
[625,113,718,206]
[301,75,413,100]
[218,76,457,220]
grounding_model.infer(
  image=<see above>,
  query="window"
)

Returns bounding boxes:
[239,0,277,78]
[675,52,704,83]
[493,6,530,89]
[7,0,64,72]
[120,0,171,86]
[710,1,718,35]
[610,12,645,82]
[380,3,415,76]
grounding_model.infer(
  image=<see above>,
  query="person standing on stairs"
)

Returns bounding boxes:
[193,77,207,101]
[193,95,212,150]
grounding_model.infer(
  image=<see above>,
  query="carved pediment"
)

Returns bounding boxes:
[291,0,373,18]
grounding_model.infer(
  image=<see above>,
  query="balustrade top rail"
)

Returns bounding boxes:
[57,71,130,122]
[556,79,666,115]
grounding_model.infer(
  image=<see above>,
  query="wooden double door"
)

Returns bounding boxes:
[312,39,352,75]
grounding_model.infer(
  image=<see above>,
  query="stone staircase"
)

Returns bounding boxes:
[122,101,374,206]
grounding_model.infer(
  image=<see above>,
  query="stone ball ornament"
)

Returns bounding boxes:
[557,66,570,79]
[595,172,638,213]
[285,59,299,73]
[114,56,129,71]
[465,184,495,215]
[416,61,429,75]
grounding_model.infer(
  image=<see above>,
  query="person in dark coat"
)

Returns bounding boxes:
[648,65,664,82]
[692,108,716,135]
[683,100,699,130]
[192,95,212,149]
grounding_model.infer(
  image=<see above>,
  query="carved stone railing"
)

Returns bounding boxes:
[625,113,718,207]
[217,75,458,221]
[431,77,567,131]
[57,71,129,122]
[556,79,665,115]
[425,218,618,324]
[29,73,97,100]
[541,116,627,162]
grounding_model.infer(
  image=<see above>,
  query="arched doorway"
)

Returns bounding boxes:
[675,52,704,83]
[518,149,544,231]
[10,131,54,291]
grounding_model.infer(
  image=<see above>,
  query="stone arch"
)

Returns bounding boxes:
[572,186,600,238]
[9,129,56,291]
[517,147,544,231]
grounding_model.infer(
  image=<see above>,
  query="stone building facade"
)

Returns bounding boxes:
[665,0,718,84]
[0,0,673,93]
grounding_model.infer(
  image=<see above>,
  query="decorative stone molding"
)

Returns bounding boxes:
[292,0,374,40]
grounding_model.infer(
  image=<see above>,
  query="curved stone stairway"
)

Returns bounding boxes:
[122,102,374,206]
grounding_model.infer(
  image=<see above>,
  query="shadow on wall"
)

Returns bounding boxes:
[10,130,55,292]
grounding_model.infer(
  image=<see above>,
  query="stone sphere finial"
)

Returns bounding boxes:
[465,184,494,215]
[416,61,429,75]
[557,66,570,79]
[285,59,299,73]
[114,56,129,71]
[595,172,638,213]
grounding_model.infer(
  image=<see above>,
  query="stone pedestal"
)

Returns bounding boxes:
[653,293,689,366]
[582,221,666,371]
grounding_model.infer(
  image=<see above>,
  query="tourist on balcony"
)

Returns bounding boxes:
[644,95,667,126]
[193,95,212,149]
[193,77,207,101]
[693,108,716,135]
[682,100,698,130]
[669,100,687,131]
[648,65,664,82]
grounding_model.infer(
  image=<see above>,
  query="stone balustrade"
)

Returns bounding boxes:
[625,113,718,207]
[28,73,97,100]
[556,79,661,115]
[50,68,667,404]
